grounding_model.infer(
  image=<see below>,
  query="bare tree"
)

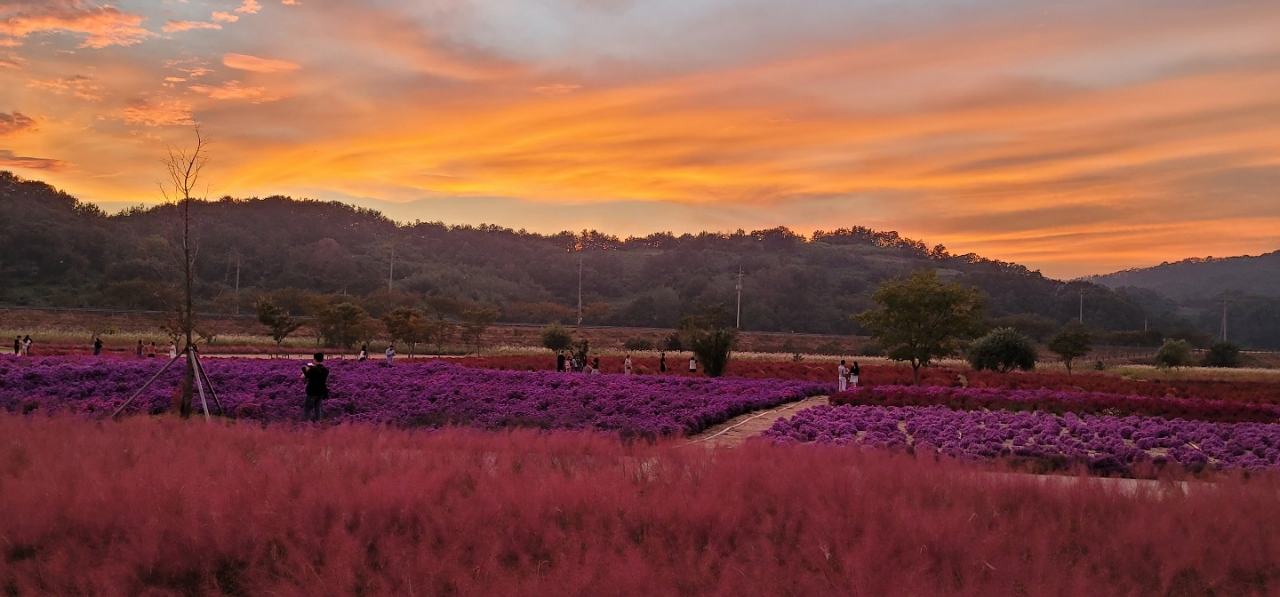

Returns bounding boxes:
[159,126,210,418]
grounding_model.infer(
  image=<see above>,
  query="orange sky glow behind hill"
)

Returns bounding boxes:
[2,0,1279,278]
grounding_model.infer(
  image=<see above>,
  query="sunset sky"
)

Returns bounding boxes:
[2,0,1278,278]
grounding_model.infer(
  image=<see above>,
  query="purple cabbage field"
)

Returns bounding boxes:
[0,356,830,438]
[763,404,1280,471]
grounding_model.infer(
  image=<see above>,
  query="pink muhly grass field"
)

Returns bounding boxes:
[2,415,1279,595]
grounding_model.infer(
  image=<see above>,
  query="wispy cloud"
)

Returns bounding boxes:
[0,1,150,48]
[222,52,298,73]
[0,149,67,171]
[163,20,222,33]
[189,80,275,102]
[120,97,195,127]
[0,112,37,137]
[26,75,102,100]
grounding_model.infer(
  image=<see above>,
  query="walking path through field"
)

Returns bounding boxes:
[685,395,829,447]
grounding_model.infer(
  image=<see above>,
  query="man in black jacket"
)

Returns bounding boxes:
[302,353,330,422]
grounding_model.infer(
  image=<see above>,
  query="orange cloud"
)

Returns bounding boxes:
[26,75,102,100]
[211,12,239,23]
[189,80,275,102]
[222,52,299,73]
[0,112,37,137]
[0,3,149,48]
[0,150,67,171]
[163,20,222,33]
[236,0,262,15]
[120,98,195,127]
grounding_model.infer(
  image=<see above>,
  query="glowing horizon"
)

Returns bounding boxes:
[2,0,1279,279]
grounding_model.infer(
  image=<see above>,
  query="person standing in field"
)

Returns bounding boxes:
[21,335,31,356]
[168,343,178,359]
[688,355,697,374]
[838,360,848,392]
[13,336,19,355]
[624,355,633,375]
[591,357,601,374]
[93,337,103,356]
[301,352,330,422]
[659,351,667,373]
[556,351,566,372]
[135,340,143,358]
[385,344,395,363]
[358,344,368,362]
[850,361,861,388]
[147,342,157,358]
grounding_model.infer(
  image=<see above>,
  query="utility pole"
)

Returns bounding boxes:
[576,256,583,329]
[1221,296,1229,342]
[735,266,743,329]
[1078,286,1084,325]
[234,251,241,315]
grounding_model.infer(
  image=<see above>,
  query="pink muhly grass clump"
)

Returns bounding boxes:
[1,415,1279,595]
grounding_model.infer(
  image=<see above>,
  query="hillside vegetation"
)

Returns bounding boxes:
[2,171,1275,347]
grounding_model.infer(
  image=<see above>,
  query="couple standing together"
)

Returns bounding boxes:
[837,359,860,392]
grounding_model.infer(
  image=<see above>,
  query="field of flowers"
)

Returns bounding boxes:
[829,385,1280,423]
[3,415,1280,595]
[0,356,828,438]
[763,403,1280,472]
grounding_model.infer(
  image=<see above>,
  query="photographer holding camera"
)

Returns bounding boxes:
[301,352,330,422]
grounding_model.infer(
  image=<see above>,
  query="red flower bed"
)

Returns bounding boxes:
[4,415,1280,595]
[455,355,1280,404]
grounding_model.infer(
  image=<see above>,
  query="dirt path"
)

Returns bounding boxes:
[685,395,829,448]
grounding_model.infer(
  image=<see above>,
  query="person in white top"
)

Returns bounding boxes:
[838,360,848,392]
[168,343,178,359]
[688,356,697,373]
[385,345,396,363]
[624,355,633,375]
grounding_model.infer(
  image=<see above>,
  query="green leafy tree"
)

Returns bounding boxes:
[967,327,1037,373]
[679,304,738,377]
[1202,341,1241,368]
[255,300,303,357]
[423,296,461,355]
[540,324,574,353]
[317,301,368,349]
[855,270,985,385]
[460,307,499,355]
[1048,324,1093,375]
[382,307,431,359]
[1154,339,1193,369]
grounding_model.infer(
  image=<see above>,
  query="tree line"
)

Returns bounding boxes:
[3,170,1275,348]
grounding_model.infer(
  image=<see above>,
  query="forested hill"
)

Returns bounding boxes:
[1089,252,1280,300]
[3,170,1270,345]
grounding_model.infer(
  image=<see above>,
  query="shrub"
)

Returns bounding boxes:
[1155,339,1194,369]
[623,337,654,351]
[967,327,1037,373]
[662,332,683,352]
[1202,341,1241,368]
[539,324,574,353]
